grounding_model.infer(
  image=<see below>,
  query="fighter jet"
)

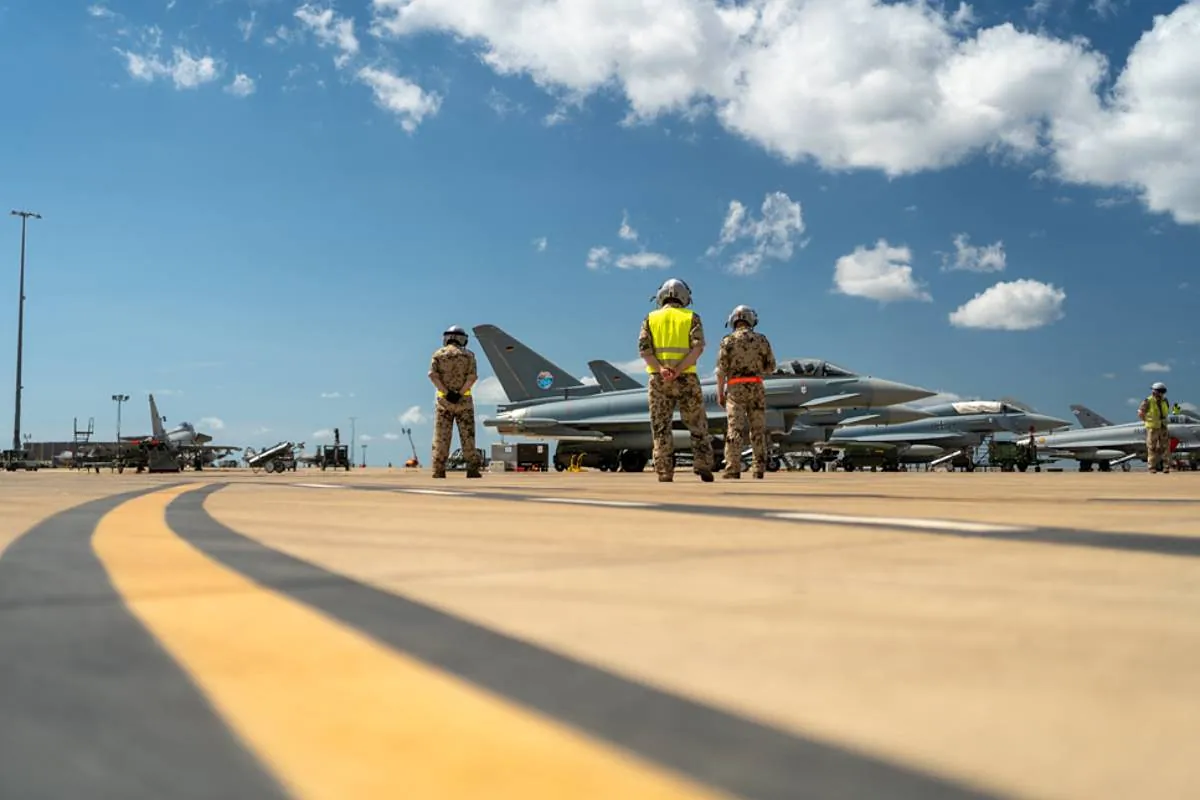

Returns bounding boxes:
[1019,413,1200,471]
[1069,404,1113,429]
[817,399,1071,472]
[114,394,241,471]
[588,359,643,392]
[473,324,936,472]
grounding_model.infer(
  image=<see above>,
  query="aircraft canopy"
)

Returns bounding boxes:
[773,359,855,378]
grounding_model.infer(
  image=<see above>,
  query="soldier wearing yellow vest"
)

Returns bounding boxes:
[1138,381,1171,473]
[637,278,714,482]
[428,325,481,479]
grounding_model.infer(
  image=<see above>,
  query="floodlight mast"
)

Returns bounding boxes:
[11,210,41,453]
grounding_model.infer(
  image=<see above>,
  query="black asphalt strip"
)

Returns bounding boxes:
[171,484,999,800]
[345,483,1200,559]
[0,488,291,800]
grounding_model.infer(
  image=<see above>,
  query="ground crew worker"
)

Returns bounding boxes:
[715,305,776,479]
[1171,402,1182,415]
[428,325,481,478]
[1138,381,1171,473]
[638,278,714,482]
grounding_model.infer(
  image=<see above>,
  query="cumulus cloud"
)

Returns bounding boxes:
[294,2,360,68]
[199,416,225,430]
[949,279,1066,330]
[357,67,442,132]
[832,240,931,302]
[586,215,672,270]
[226,73,255,97]
[117,46,220,89]
[1140,361,1171,373]
[383,432,401,440]
[706,191,805,276]
[367,0,1200,226]
[312,428,334,440]
[472,376,509,404]
[944,233,1006,272]
[533,236,548,252]
[398,405,427,424]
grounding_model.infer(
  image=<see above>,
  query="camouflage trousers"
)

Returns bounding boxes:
[1146,426,1170,470]
[432,399,478,475]
[723,382,766,476]
[648,373,713,478]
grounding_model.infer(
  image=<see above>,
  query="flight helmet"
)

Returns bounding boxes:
[726,305,758,329]
[652,278,692,307]
[1152,381,1167,394]
[443,325,469,347]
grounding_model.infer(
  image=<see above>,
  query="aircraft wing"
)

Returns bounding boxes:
[800,392,865,409]
[835,431,964,444]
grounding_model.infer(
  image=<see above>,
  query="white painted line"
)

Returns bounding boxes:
[765,511,1027,534]
[529,497,655,508]
[402,488,474,496]
[293,483,346,489]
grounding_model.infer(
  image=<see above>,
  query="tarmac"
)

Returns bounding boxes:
[2,467,1199,799]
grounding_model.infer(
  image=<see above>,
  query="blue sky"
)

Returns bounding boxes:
[0,0,1196,465]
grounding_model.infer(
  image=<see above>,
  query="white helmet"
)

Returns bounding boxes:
[1152,381,1167,393]
[443,325,468,347]
[726,305,758,329]
[652,278,692,307]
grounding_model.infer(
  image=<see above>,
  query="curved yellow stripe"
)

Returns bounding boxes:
[93,485,728,800]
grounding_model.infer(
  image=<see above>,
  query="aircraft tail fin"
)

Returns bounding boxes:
[472,324,592,403]
[588,359,644,391]
[1070,404,1112,428]
[149,394,167,439]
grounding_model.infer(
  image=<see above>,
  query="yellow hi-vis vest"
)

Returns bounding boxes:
[1144,395,1168,429]
[646,306,697,374]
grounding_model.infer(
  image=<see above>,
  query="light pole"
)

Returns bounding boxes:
[112,393,129,448]
[349,415,357,466]
[10,210,40,454]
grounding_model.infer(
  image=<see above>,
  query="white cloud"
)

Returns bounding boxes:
[1102,372,1117,379]
[618,211,639,241]
[1140,361,1171,373]
[949,279,1066,330]
[366,0,1200,227]
[472,376,509,404]
[199,416,225,431]
[945,233,1006,272]
[226,73,256,97]
[1048,1,1200,224]
[117,46,220,89]
[614,251,673,270]
[356,67,442,132]
[383,432,401,440]
[294,2,360,68]
[252,426,272,436]
[320,391,342,399]
[312,428,334,440]
[88,4,114,18]
[360,434,373,442]
[833,240,931,303]
[398,405,427,425]
[706,192,805,276]
[237,12,256,42]
[533,236,548,252]
[586,246,611,270]
[1126,397,1141,406]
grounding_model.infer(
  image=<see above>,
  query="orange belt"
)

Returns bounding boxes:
[727,376,762,385]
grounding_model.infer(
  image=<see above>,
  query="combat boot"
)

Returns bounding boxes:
[466,469,482,478]
[697,469,714,482]
[722,472,740,479]
[432,470,446,478]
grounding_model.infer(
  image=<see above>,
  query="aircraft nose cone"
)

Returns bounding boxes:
[868,379,938,407]
[1027,413,1072,431]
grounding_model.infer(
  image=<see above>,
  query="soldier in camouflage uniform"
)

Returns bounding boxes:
[638,278,714,482]
[1138,381,1171,473]
[428,325,482,478]
[716,305,776,479]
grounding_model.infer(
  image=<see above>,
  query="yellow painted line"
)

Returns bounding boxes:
[93,485,728,800]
